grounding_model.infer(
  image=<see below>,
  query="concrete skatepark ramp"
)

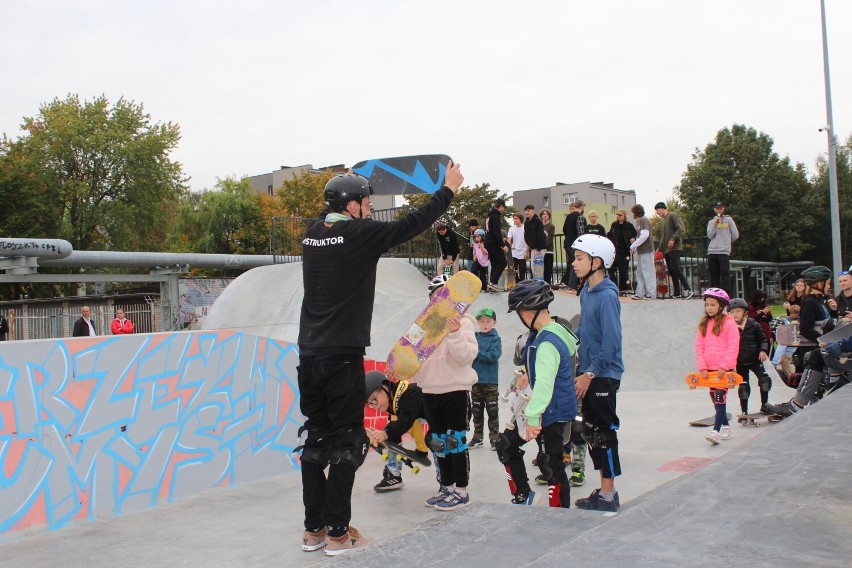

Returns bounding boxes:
[2,260,849,566]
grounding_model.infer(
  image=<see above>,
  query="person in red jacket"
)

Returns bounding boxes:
[111,309,135,335]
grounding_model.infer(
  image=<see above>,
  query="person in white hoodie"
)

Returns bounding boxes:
[416,274,479,512]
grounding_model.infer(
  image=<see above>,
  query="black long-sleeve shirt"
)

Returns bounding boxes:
[384,380,426,443]
[437,231,459,260]
[298,187,454,354]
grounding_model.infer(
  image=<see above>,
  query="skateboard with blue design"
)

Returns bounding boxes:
[352,155,452,195]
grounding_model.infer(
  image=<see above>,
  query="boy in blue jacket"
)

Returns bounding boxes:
[470,308,502,450]
[571,235,625,512]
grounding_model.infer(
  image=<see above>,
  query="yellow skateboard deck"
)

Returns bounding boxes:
[386,270,481,382]
[685,370,743,390]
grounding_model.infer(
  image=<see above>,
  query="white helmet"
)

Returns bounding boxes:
[428,274,450,293]
[572,234,616,269]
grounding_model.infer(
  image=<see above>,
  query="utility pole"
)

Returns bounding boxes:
[820,0,842,274]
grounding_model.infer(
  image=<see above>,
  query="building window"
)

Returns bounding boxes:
[602,193,607,203]
[544,196,549,207]
[563,192,579,205]
[268,185,274,196]
[611,206,617,215]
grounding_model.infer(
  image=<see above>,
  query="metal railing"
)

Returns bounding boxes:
[2,300,158,341]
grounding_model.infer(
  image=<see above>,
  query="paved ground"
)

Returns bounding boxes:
[3,261,848,567]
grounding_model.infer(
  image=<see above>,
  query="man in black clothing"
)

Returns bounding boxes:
[484,198,509,291]
[72,306,97,337]
[523,204,547,280]
[560,201,586,291]
[297,163,464,555]
[436,224,460,275]
[607,209,637,293]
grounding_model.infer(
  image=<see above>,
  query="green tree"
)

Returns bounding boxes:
[2,94,185,251]
[175,176,264,255]
[0,135,62,238]
[676,124,815,261]
[404,182,509,234]
[276,170,334,218]
[804,134,852,267]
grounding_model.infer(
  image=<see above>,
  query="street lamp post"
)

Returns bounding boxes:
[820,0,842,275]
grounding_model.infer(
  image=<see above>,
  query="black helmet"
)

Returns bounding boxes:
[728,298,748,310]
[324,174,373,212]
[801,265,831,285]
[365,370,390,397]
[507,280,554,313]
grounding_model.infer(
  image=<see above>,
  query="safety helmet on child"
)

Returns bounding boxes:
[474,228,486,237]
[324,173,373,212]
[801,265,832,285]
[428,274,450,294]
[507,279,554,313]
[365,370,390,397]
[728,298,748,310]
[572,234,616,269]
[702,287,730,306]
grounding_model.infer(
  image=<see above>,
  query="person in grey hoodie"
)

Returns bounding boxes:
[706,201,739,295]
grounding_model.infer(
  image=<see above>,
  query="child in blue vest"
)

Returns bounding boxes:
[470,307,502,450]
[495,279,578,507]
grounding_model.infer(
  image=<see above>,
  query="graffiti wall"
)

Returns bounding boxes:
[0,330,303,536]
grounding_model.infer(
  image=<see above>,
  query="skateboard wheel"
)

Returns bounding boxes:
[411,466,420,475]
[381,452,390,462]
[395,454,404,462]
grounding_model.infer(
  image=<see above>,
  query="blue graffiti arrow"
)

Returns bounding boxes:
[352,159,446,194]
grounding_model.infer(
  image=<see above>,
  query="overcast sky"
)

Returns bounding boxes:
[2,1,849,208]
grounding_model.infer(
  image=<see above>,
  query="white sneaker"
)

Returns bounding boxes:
[720,426,732,440]
[705,430,721,445]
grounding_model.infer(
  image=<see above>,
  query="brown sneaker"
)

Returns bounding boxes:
[324,526,370,556]
[301,527,327,552]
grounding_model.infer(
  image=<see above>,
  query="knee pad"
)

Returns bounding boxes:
[758,374,772,393]
[299,446,329,467]
[804,349,824,369]
[536,451,553,481]
[427,432,447,456]
[471,401,484,420]
[486,400,499,414]
[327,427,369,470]
[445,429,468,453]
[582,424,617,449]
[494,433,514,464]
[710,388,728,404]
[738,382,751,401]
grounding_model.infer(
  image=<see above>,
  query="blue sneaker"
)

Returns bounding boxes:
[434,490,470,511]
[511,490,540,506]
[575,489,620,511]
[424,486,451,508]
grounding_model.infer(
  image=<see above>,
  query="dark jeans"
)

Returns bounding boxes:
[485,242,507,286]
[561,248,578,290]
[608,253,631,292]
[512,257,526,282]
[298,354,366,530]
[423,391,471,488]
[707,253,731,295]
[664,250,690,295]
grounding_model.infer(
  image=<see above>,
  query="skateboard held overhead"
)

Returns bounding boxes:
[386,270,481,382]
[352,154,452,195]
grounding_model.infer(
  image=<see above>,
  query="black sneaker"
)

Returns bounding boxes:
[575,488,619,511]
[373,468,404,492]
[670,294,683,299]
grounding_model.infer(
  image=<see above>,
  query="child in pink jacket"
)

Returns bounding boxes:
[694,288,740,445]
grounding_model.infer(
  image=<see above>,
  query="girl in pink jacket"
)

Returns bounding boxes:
[694,288,740,445]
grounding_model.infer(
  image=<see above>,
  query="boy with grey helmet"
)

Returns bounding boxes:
[727,298,772,416]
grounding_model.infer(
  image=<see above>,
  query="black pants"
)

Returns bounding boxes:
[485,242,507,286]
[512,257,526,282]
[664,250,690,295]
[608,253,631,292]
[423,391,471,488]
[582,377,621,479]
[298,354,366,530]
[471,261,488,291]
[561,248,578,289]
[543,250,554,284]
[736,362,772,412]
[707,254,731,295]
[502,422,571,506]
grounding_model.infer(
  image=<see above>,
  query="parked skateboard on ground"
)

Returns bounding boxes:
[685,370,744,390]
[654,250,668,298]
[737,412,769,427]
[504,265,517,290]
[500,370,532,434]
[688,412,733,427]
[386,270,481,381]
[352,154,452,195]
